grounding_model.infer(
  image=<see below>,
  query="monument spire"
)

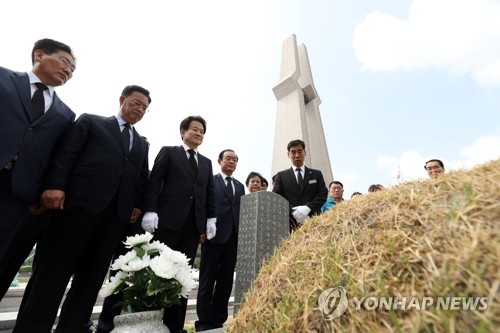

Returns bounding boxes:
[271,34,333,185]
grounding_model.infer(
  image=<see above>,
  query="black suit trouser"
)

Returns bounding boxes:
[195,230,237,331]
[13,201,128,333]
[153,208,199,332]
[0,211,51,302]
[96,222,145,333]
[0,169,30,259]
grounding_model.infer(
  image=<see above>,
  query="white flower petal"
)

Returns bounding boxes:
[110,250,137,271]
[99,271,128,297]
[142,240,169,255]
[124,232,154,248]
[121,255,151,272]
[150,253,178,279]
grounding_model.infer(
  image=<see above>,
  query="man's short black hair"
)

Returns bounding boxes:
[31,38,74,65]
[121,85,152,104]
[287,139,305,151]
[180,116,206,134]
[424,159,444,170]
[218,149,238,161]
[329,181,343,188]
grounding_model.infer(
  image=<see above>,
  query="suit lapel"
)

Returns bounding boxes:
[34,93,61,125]
[128,129,146,158]
[234,179,244,198]
[105,116,125,154]
[176,146,195,180]
[11,73,31,120]
[302,167,313,191]
[215,174,229,200]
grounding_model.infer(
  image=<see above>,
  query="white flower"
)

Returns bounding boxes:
[99,271,128,297]
[175,268,197,298]
[167,249,191,267]
[123,232,154,248]
[142,240,169,255]
[150,253,179,279]
[110,250,137,271]
[121,255,151,272]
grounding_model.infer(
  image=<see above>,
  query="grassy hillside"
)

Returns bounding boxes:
[230,159,499,332]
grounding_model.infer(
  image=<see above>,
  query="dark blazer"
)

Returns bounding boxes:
[272,166,328,218]
[143,146,216,233]
[44,114,149,223]
[0,67,75,203]
[209,173,245,244]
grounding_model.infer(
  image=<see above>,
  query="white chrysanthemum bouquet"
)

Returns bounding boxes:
[100,232,197,312]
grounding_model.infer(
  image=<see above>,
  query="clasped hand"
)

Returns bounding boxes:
[141,212,159,233]
[206,218,217,240]
[292,205,311,224]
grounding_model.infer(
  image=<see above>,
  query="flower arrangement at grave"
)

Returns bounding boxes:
[100,232,196,312]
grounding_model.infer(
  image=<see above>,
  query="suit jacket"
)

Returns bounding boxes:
[143,146,216,234]
[44,114,149,223]
[0,67,75,203]
[272,166,328,218]
[209,173,245,244]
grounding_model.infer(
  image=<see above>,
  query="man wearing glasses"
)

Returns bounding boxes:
[14,85,151,333]
[0,38,76,261]
[425,159,445,179]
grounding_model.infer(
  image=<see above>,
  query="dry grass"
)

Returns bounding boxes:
[229,159,500,333]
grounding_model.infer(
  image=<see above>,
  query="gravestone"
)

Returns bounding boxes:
[234,191,289,313]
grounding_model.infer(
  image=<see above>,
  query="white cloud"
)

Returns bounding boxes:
[378,150,426,182]
[334,172,361,184]
[353,0,500,86]
[377,134,500,182]
[459,135,500,166]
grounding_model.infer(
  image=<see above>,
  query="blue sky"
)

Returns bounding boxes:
[2,0,499,197]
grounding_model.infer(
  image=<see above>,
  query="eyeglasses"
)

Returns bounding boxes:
[128,97,149,113]
[58,56,76,73]
[426,166,442,171]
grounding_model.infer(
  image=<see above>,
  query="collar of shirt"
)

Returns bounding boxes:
[292,165,305,173]
[114,114,133,130]
[182,143,198,160]
[220,172,232,182]
[28,72,55,98]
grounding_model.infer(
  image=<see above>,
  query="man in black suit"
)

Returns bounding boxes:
[141,115,217,333]
[272,139,328,231]
[195,149,245,332]
[13,85,151,333]
[0,38,76,260]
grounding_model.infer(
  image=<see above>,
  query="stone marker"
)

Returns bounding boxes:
[234,191,289,313]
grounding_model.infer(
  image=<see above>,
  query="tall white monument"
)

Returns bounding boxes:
[271,34,333,185]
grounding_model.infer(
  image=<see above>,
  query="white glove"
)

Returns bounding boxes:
[292,206,311,224]
[206,218,217,240]
[298,215,310,226]
[141,212,159,233]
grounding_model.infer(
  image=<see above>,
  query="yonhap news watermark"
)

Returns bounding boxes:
[318,286,489,320]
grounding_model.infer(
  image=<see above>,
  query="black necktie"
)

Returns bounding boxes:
[296,167,303,188]
[31,82,48,122]
[122,123,130,154]
[188,149,198,177]
[226,176,234,201]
